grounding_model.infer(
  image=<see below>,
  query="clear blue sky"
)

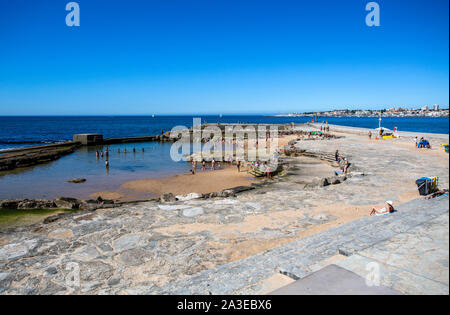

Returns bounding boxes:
[0,0,448,115]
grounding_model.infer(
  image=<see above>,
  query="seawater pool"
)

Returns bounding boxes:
[0,141,191,200]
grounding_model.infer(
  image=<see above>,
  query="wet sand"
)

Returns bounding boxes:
[91,166,255,200]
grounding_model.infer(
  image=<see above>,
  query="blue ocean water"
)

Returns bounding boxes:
[0,115,448,151]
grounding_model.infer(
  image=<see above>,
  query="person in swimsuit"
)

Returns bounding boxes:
[370,201,394,216]
[191,160,197,175]
[266,165,272,179]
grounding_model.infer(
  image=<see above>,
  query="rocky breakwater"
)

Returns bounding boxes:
[0,143,80,172]
[0,196,118,214]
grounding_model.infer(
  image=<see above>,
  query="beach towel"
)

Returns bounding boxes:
[375,211,392,216]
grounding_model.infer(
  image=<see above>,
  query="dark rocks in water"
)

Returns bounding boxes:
[79,200,101,211]
[67,178,87,184]
[55,197,116,211]
[53,197,80,210]
[0,199,22,209]
[160,193,176,203]
[18,199,55,210]
[0,196,116,212]
[0,198,55,210]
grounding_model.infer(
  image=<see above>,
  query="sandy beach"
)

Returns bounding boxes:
[91,166,255,200]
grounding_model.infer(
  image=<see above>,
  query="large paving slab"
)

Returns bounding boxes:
[270,264,402,295]
[334,212,449,295]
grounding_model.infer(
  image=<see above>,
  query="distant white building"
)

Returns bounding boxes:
[433,104,439,111]
[421,105,429,111]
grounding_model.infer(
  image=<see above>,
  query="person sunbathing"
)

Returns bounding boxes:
[370,201,394,216]
[424,189,448,199]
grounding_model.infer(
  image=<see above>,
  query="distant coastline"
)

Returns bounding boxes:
[267,107,449,118]
[0,115,449,152]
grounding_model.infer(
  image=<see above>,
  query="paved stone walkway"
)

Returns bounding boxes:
[334,210,449,295]
[270,265,403,295]
[0,130,448,295]
[143,195,449,295]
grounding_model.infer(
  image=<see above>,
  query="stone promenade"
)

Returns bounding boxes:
[147,195,448,295]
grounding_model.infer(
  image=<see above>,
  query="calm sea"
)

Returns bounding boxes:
[0,115,448,151]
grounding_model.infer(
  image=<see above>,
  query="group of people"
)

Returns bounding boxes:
[248,160,273,179]
[415,136,432,149]
[320,124,330,132]
[95,147,111,169]
[334,150,351,175]
[190,159,222,175]
[95,146,147,170]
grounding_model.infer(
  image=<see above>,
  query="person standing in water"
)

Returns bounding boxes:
[211,159,216,171]
[236,160,241,172]
[191,160,197,175]
[202,160,206,171]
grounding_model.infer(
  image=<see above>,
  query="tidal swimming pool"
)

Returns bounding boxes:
[0,142,190,200]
